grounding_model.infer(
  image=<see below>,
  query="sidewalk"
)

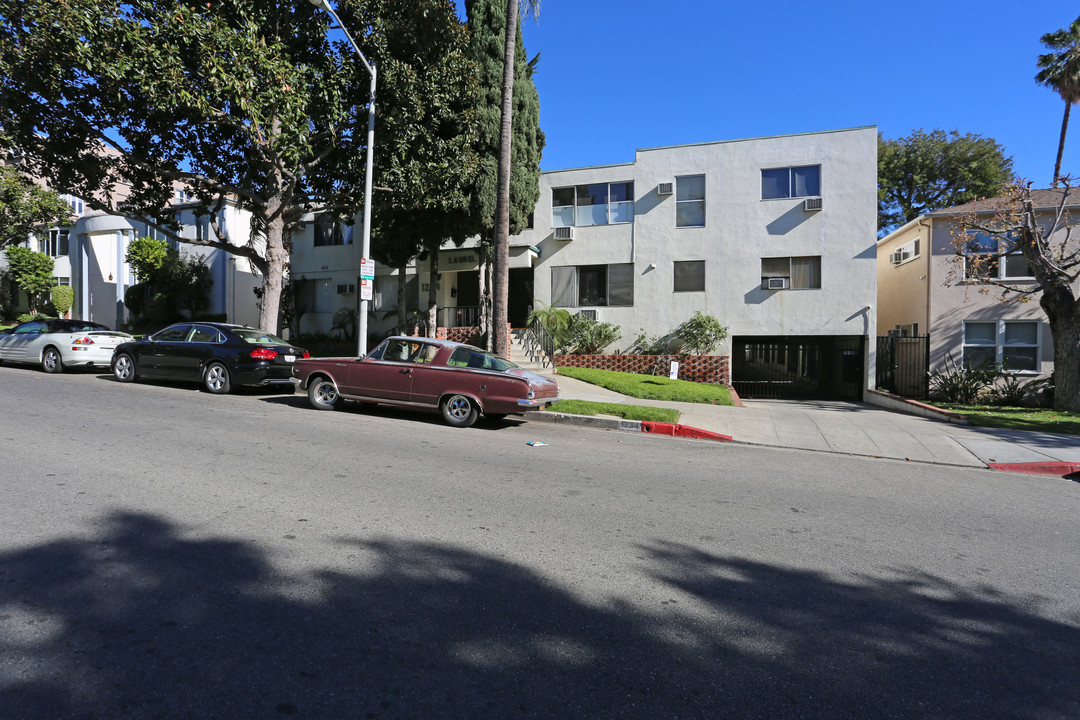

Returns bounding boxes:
[532,375,1080,478]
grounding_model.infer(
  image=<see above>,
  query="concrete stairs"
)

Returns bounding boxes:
[507,328,554,376]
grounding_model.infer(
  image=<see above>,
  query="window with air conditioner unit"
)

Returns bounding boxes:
[889,238,920,265]
[761,256,821,290]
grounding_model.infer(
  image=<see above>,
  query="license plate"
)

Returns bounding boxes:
[284,355,296,363]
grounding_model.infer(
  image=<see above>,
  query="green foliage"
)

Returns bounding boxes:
[0,165,72,250]
[123,247,211,321]
[50,284,74,317]
[929,404,1080,435]
[1035,16,1080,186]
[928,353,1000,404]
[984,374,1053,407]
[674,312,729,356]
[565,314,621,354]
[462,0,545,238]
[331,307,357,342]
[545,400,681,424]
[878,129,1013,235]
[125,237,170,282]
[527,302,572,347]
[0,0,480,333]
[555,366,734,406]
[628,328,669,355]
[4,245,55,313]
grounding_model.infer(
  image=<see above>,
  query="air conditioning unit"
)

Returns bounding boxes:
[553,226,574,241]
[657,182,673,196]
[764,277,789,290]
[577,309,598,321]
[889,251,903,265]
[803,197,823,211]
[336,283,356,295]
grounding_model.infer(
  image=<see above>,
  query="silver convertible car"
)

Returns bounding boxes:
[0,318,133,373]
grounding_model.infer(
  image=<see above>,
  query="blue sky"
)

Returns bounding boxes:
[508,1,1078,186]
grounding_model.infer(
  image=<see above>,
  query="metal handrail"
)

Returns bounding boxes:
[527,317,557,362]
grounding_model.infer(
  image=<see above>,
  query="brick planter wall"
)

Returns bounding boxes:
[554,354,730,385]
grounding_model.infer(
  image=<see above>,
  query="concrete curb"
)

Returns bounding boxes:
[864,389,969,424]
[987,462,1080,479]
[531,412,731,442]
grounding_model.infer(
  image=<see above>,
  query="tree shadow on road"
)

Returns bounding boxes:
[1,513,1076,719]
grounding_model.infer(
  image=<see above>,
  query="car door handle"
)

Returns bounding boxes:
[401,368,412,374]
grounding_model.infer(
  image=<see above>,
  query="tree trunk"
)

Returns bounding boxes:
[478,242,492,351]
[1052,101,1070,188]
[426,252,439,338]
[396,265,408,332]
[1041,286,1080,412]
[491,0,518,357]
[259,212,286,335]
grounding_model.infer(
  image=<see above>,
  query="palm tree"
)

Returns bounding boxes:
[1036,16,1080,188]
[491,0,539,355]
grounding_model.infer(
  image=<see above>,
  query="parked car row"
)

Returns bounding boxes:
[0,319,560,428]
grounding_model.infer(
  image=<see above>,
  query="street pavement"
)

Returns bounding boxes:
[539,373,1080,477]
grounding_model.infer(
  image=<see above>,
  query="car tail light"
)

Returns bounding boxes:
[302,351,310,359]
[250,348,278,360]
[72,336,95,345]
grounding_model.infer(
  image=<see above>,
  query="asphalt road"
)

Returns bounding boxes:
[1,365,1078,719]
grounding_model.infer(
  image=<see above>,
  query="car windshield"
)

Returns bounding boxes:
[232,328,292,346]
[446,347,518,372]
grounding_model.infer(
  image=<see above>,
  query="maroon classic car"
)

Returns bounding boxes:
[291,336,560,427]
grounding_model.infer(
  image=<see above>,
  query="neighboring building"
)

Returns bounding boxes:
[876,188,1079,384]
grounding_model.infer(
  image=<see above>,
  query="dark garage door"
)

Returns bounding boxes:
[732,336,865,400]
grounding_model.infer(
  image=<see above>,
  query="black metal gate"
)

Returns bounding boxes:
[732,336,865,400]
[876,335,930,399]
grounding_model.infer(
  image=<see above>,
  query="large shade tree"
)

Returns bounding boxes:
[951,183,1080,412]
[1035,15,1080,188]
[467,0,541,355]
[0,0,474,334]
[0,164,72,250]
[878,129,1013,236]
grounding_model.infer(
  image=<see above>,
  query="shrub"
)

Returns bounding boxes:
[565,314,620,354]
[628,328,669,355]
[929,353,999,404]
[674,311,729,355]
[528,303,572,349]
[985,374,1053,407]
[50,285,74,318]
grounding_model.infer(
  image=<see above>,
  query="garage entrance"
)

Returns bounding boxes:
[732,336,865,400]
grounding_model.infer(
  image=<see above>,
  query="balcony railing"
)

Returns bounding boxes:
[437,305,480,328]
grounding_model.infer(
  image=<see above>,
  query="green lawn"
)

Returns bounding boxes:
[544,400,680,424]
[555,366,733,406]
[931,404,1080,435]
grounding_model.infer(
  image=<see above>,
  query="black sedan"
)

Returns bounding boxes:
[111,322,309,394]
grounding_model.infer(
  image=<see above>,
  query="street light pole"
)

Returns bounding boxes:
[308,0,376,357]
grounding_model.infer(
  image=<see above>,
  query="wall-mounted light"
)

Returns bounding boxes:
[108,273,113,282]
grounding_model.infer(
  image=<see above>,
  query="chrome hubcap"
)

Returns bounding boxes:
[448,396,470,419]
[315,383,337,405]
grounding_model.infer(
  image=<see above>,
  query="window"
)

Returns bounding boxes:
[63,194,84,216]
[551,263,634,307]
[314,214,354,246]
[894,323,918,336]
[43,229,69,257]
[373,275,419,312]
[760,256,821,289]
[889,238,920,265]
[550,182,634,227]
[675,175,705,227]
[962,320,1039,372]
[673,260,705,292]
[963,232,1033,280]
[189,325,225,343]
[761,165,821,199]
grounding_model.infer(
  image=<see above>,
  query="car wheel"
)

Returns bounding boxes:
[307,377,341,410]
[42,347,64,373]
[203,362,231,394]
[113,353,137,383]
[441,394,478,428]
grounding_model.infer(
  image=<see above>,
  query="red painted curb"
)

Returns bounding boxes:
[987,462,1080,477]
[641,422,732,442]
